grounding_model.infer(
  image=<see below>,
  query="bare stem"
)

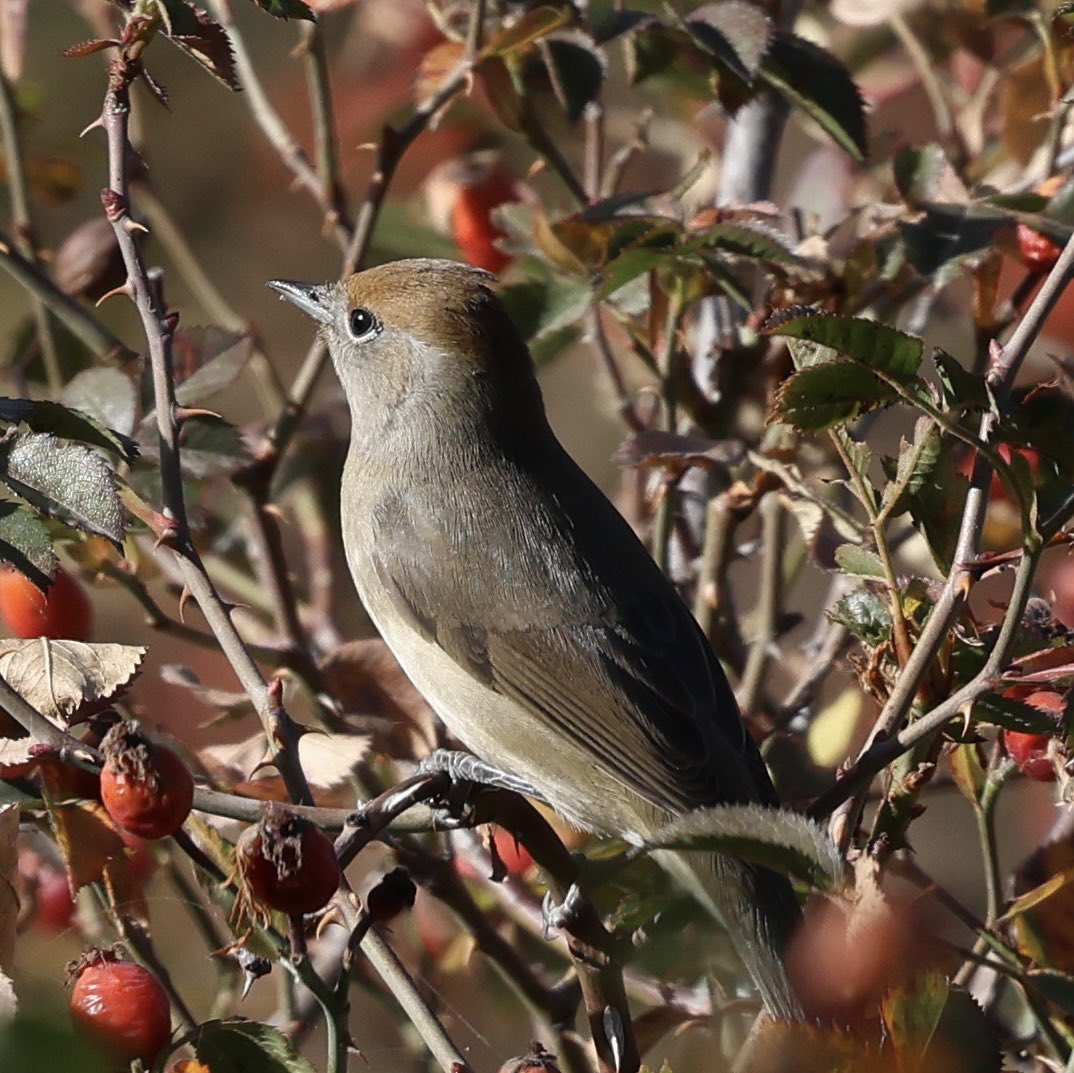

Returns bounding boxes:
[97,57,313,808]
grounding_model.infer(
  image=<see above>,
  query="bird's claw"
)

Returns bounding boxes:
[541,882,585,938]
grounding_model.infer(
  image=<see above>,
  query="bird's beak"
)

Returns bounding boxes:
[267,279,333,324]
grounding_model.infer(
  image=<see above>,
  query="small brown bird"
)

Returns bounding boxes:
[269,259,802,1019]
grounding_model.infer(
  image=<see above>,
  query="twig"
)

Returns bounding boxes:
[95,51,313,809]
[0,227,132,361]
[300,19,349,234]
[736,492,784,714]
[361,928,473,1073]
[0,72,62,390]
[206,0,350,251]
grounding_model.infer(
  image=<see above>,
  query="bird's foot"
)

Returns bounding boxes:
[541,882,585,938]
[419,749,543,798]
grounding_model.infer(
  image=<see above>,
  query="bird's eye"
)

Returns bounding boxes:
[348,307,380,340]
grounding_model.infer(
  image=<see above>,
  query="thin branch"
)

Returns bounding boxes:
[737,492,784,714]
[206,0,350,250]
[0,228,132,361]
[361,928,473,1073]
[0,72,62,390]
[96,54,313,808]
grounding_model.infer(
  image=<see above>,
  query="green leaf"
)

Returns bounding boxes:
[775,361,900,431]
[830,589,892,646]
[1027,969,1074,1014]
[759,33,867,162]
[173,328,253,405]
[883,974,999,1073]
[834,544,887,581]
[0,397,137,463]
[880,417,940,517]
[248,0,315,20]
[178,417,250,479]
[541,33,606,122]
[0,433,125,545]
[687,0,771,77]
[191,1019,317,1073]
[60,368,137,440]
[933,350,990,413]
[645,804,845,890]
[885,432,965,573]
[899,204,1004,276]
[0,502,56,589]
[972,691,1063,735]
[623,23,679,86]
[893,144,967,207]
[765,311,923,381]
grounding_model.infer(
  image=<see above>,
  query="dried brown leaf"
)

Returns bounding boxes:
[0,639,145,727]
[319,639,438,761]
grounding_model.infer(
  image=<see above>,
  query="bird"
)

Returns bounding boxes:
[268,258,802,1020]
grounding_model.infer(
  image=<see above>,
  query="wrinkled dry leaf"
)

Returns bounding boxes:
[613,430,745,475]
[0,639,145,726]
[45,795,125,894]
[200,730,370,792]
[0,738,33,769]
[320,639,438,761]
[0,804,16,974]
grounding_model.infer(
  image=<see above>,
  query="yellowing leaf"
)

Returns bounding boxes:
[808,686,862,768]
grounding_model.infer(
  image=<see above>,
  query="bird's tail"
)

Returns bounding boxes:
[653,848,804,1022]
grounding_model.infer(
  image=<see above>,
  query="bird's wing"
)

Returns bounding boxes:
[371,520,766,817]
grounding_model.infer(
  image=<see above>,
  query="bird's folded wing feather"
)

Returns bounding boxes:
[372,543,767,816]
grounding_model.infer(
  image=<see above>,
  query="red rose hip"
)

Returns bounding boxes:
[100,721,194,839]
[237,804,340,916]
[68,950,172,1064]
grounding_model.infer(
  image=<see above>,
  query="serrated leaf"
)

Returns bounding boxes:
[830,589,892,646]
[883,974,999,1073]
[834,543,887,580]
[880,418,940,516]
[0,397,137,462]
[178,416,250,479]
[1027,969,1074,1014]
[161,3,240,90]
[172,328,253,405]
[249,0,314,18]
[933,350,989,413]
[0,503,54,588]
[0,434,125,545]
[0,639,145,727]
[191,1019,317,1073]
[645,804,845,890]
[972,690,1062,734]
[775,361,900,431]
[765,311,923,380]
[688,1,771,77]
[60,368,137,440]
[541,33,606,122]
[759,33,867,162]
[623,23,678,86]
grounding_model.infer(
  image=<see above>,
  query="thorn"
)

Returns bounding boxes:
[151,523,180,551]
[122,217,149,235]
[262,503,287,523]
[95,280,134,307]
[79,115,105,138]
[316,902,346,938]
[177,586,193,621]
[174,405,222,424]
